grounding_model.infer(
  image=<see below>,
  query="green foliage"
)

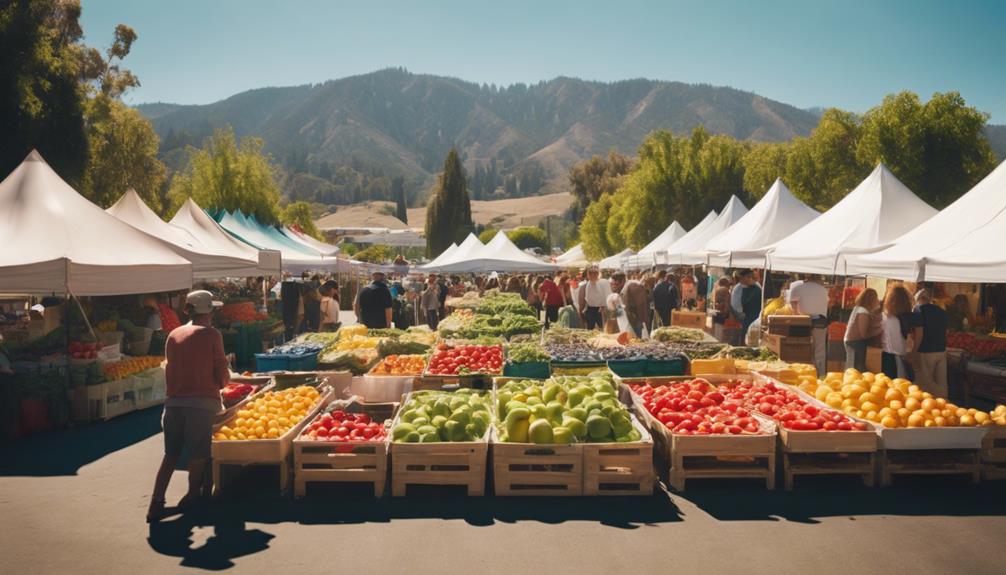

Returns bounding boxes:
[352,244,393,263]
[393,176,408,223]
[478,229,497,244]
[425,147,473,257]
[580,193,616,259]
[82,95,166,211]
[507,226,550,252]
[281,201,322,240]
[585,127,746,254]
[167,127,282,223]
[856,91,996,208]
[567,151,634,220]
[1,0,90,185]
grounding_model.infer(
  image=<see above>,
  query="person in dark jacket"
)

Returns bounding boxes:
[739,269,762,335]
[355,272,394,328]
[651,270,679,327]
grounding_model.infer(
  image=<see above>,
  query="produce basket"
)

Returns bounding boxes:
[255,351,319,373]
[389,390,491,496]
[549,360,607,376]
[580,415,654,496]
[878,426,990,450]
[606,358,648,378]
[644,357,688,376]
[491,426,583,496]
[502,361,551,379]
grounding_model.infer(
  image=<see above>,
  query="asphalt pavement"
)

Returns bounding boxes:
[2,406,1005,574]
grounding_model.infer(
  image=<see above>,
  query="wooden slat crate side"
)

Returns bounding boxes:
[782,451,876,490]
[983,462,1006,481]
[669,452,776,491]
[779,426,879,453]
[880,448,981,486]
[213,386,332,464]
[982,427,1006,463]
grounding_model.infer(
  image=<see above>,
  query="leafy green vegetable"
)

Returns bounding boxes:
[506,342,550,363]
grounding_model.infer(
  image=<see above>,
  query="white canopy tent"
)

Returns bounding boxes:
[427,232,558,273]
[624,221,687,270]
[0,151,192,295]
[847,158,1006,282]
[282,225,341,256]
[555,243,590,268]
[218,211,346,273]
[419,243,458,270]
[107,190,263,280]
[169,198,281,276]
[767,165,937,275]
[694,180,819,268]
[599,248,634,271]
[669,197,748,266]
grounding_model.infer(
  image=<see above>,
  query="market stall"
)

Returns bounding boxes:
[170,197,281,277]
[554,243,589,268]
[623,220,687,270]
[599,248,634,271]
[693,179,820,268]
[668,196,748,266]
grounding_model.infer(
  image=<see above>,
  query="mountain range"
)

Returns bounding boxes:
[138,68,1006,206]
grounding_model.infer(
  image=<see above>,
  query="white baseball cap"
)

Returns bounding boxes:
[185,290,223,314]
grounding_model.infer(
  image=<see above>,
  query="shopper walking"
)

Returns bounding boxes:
[610,271,649,338]
[355,271,394,329]
[577,267,611,330]
[319,280,341,332]
[420,275,441,330]
[539,275,564,328]
[912,289,949,397]
[843,288,882,372]
[738,269,762,336]
[147,290,227,523]
[881,285,914,380]
[651,270,679,328]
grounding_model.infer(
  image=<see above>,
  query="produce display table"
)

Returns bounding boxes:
[212,385,333,495]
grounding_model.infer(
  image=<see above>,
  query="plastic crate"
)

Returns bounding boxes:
[645,357,688,376]
[607,358,648,378]
[255,352,319,373]
[502,361,551,379]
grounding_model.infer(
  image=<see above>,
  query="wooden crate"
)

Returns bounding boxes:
[766,315,812,337]
[293,400,397,498]
[215,382,275,425]
[212,386,332,495]
[880,448,981,487]
[491,429,583,496]
[389,391,490,496]
[672,310,706,329]
[763,334,813,363]
[581,416,654,496]
[624,374,775,491]
[782,451,876,490]
[981,425,1006,463]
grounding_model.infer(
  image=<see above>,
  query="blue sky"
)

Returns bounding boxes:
[80,0,1006,121]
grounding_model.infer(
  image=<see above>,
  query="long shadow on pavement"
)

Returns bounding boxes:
[0,406,163,476]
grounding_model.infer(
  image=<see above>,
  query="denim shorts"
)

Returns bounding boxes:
[162,406,215,459]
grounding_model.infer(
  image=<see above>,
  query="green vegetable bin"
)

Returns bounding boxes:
[606,358,648,378]
[503,361,551,379]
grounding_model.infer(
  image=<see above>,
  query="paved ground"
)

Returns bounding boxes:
[2,407,1006,574]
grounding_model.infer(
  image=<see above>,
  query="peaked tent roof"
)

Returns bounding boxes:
[625,221,688,270]
[170,198,281,276]
[423,234,486,272]
[669,197,749,266]
[767,165,937,275]
[555,244,589,268]
[599,248,634,270]
[281,226,340,256]
[696,180,819,267]
[108,190,262,279]
[419,243,458,270]
[218,211,342,272]
[427,233,558,273]
[0,151,192,295]
[847,158,1006,281]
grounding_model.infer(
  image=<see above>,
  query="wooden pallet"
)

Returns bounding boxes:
[983,461,1006,481]
[581,417,654,496]
[880,449,981,487]
[390,440,488,496]
[782,451,875,490]
[212,386,332,495]
[294,439,388,498]
[491,433,583,496]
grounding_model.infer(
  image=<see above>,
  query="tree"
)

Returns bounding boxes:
[478,228,497,244]
[567,151,635,218]
[1,0,91,184]
[507,226,550,252]
[392,176,408,224]
[425,147,473,257]
[79,24,166,211]
[281,201,322,240]
[856,91,996,208]
[579,192,616,259]
[167,127,282,223]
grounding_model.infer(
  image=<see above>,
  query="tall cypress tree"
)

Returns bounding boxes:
[425,147,472,257]
[392,176,408,224]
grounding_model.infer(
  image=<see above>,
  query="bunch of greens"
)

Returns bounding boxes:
[506,342,551,363]
[650,326,707,343]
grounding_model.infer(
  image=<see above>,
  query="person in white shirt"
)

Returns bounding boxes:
[787,276,830,375]
[577,267,611,330]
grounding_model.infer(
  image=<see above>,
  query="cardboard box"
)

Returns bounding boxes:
[866,346,883,373]
[672,310,706,329]
[767,315,812,337]
[763,333,814,363]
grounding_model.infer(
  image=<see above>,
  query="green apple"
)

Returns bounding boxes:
[587,414,612,440]
[507,417,530,443]
[562,417,587,439]
[529,419,554,444]
[552,426,575,444]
